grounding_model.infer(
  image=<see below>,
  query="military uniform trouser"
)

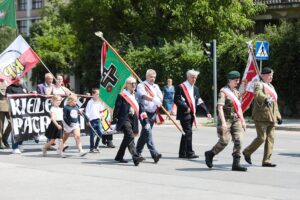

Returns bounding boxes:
[243,121,275,164]
[0,112,11,143]
[211,119,244,157]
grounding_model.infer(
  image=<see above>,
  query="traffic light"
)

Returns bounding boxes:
[205,41,214,59]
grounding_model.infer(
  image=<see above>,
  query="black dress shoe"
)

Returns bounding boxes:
[153,154,162,163]
[262,163,277,167]
[115,158,128,163]
[187,154,199,159]
[243,152,252,165]
[133,156,144,166]
[3,141,10,148]
[179,155,187,158]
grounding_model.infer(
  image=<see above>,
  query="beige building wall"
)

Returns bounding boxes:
[15,0,45,36]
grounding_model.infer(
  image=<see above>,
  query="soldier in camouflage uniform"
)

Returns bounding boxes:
[243,67,282,167]
[205,71,247,171]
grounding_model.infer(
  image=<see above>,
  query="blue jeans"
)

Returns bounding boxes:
[11,134,23,150]
[89,119,103,150]
[136,112,159,158]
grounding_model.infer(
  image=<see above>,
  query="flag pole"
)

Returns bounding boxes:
[246,41,260,74]
[95,31,185,135]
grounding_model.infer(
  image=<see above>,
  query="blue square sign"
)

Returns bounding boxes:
[256,41,269,60]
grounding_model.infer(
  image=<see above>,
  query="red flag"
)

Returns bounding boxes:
[239,50,260,112]
[100,41,108,80]
[0,35,40,85]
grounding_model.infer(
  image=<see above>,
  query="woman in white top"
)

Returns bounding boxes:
[46,74,72,96]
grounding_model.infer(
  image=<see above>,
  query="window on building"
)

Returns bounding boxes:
[18,0,27,11]
[32,0,43,9]
[17,20,27,34]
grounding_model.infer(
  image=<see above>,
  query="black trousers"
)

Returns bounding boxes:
[115,120,139,160]
[179,117,194,157]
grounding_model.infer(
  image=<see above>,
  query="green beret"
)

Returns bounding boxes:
[261,67,273,74]
[227,71,240,80]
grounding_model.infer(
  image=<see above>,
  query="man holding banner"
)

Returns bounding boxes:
[205,71,247,172]
[6,79,28,154]
[243,67,282,167]
[136,69,163,163]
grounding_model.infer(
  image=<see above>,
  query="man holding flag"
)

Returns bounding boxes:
[136,69,163,163]
[243,67,282,167]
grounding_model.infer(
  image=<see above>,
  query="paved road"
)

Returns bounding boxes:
[0,126,299,200]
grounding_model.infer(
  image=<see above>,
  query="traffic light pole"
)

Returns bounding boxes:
[212,39,217,123]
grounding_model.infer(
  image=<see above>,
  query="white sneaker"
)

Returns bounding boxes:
[18,145,24,152]
[79,150,88,157]
[12,149,22,154]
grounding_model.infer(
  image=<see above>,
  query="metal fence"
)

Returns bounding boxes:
[254,0,300,4]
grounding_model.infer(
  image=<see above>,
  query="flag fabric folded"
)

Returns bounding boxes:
[0,35,40,84]
[239,50,260,112]
[0,0,16,28]
[100,41,132,108]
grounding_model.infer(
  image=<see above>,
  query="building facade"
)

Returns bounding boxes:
[15,0,45,36]
[254,0,300,33]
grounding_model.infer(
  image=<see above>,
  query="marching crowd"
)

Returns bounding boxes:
[0,67,281,171]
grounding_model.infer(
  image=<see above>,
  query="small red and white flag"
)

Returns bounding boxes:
[239,49,260,112]
[0,35,40,84]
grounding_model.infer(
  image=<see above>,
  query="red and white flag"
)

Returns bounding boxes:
[239,50,260,112]
[0,35,40,84]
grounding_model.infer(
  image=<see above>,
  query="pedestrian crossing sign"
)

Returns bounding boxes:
[256,41,269,60]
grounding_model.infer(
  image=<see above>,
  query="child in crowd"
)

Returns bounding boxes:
[62,94,87,156]
[85,88,105,153]
[43,95,66,158]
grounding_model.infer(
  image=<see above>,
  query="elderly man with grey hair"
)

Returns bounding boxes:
[174,69,211,159]
[37,73,54,95]
[136,69,163,163]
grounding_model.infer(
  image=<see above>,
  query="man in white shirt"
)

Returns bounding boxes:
[136,69,162,163]
[174,69,211,159]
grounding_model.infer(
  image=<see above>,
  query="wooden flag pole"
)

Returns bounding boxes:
[95,31,185,135]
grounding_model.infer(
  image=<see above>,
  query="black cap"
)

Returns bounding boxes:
[261,67,273,74]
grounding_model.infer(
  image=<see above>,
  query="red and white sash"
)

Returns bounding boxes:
[120,90,139,118]
[180,83,197,127]
[144,82,156,98]
[262,82,278,102]
[144,82,164,124]
[221,87,243,120]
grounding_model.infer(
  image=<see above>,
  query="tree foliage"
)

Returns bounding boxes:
[0,27,16,52]
[259,20,300,116]
[29,0,80,84]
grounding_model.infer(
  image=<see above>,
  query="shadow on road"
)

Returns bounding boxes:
[278,153,300,157]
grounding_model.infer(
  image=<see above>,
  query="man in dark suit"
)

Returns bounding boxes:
[112,76,144,166]
[174,69,211,159]
[37,73,53,95]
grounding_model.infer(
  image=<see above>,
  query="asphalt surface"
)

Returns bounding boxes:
[0,125,300,200]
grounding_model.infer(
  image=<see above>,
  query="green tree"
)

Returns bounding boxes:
[259,20,300,116]
[29,0,80,85]
[0,26,16,52]
[62,0,264,92]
